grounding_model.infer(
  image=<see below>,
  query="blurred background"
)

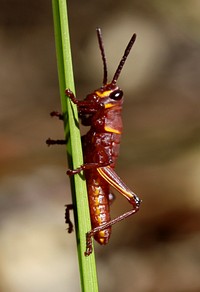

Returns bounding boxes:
[0,0,200,291]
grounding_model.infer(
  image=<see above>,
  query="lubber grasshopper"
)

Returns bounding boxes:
[47,28,141,256]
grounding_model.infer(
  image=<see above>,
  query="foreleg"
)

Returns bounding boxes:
[65,204,74,233]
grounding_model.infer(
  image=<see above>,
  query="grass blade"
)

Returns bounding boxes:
[52,1,99,291]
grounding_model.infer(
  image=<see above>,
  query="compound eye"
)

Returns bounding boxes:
[110,89,123,100]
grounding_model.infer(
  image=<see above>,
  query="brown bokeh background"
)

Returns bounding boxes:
[1,1,200,291]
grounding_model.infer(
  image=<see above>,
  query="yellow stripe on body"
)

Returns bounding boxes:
[95,90,113,98]
[104,103,115,109]
[104,126,121,134]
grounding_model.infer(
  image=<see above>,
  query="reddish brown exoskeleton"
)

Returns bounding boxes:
[47,28,141,256]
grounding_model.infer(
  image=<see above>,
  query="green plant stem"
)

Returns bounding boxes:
[52,1,99,291]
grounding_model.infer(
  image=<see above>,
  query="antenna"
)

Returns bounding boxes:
[96,28,108,85]
[112,33,136,84]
